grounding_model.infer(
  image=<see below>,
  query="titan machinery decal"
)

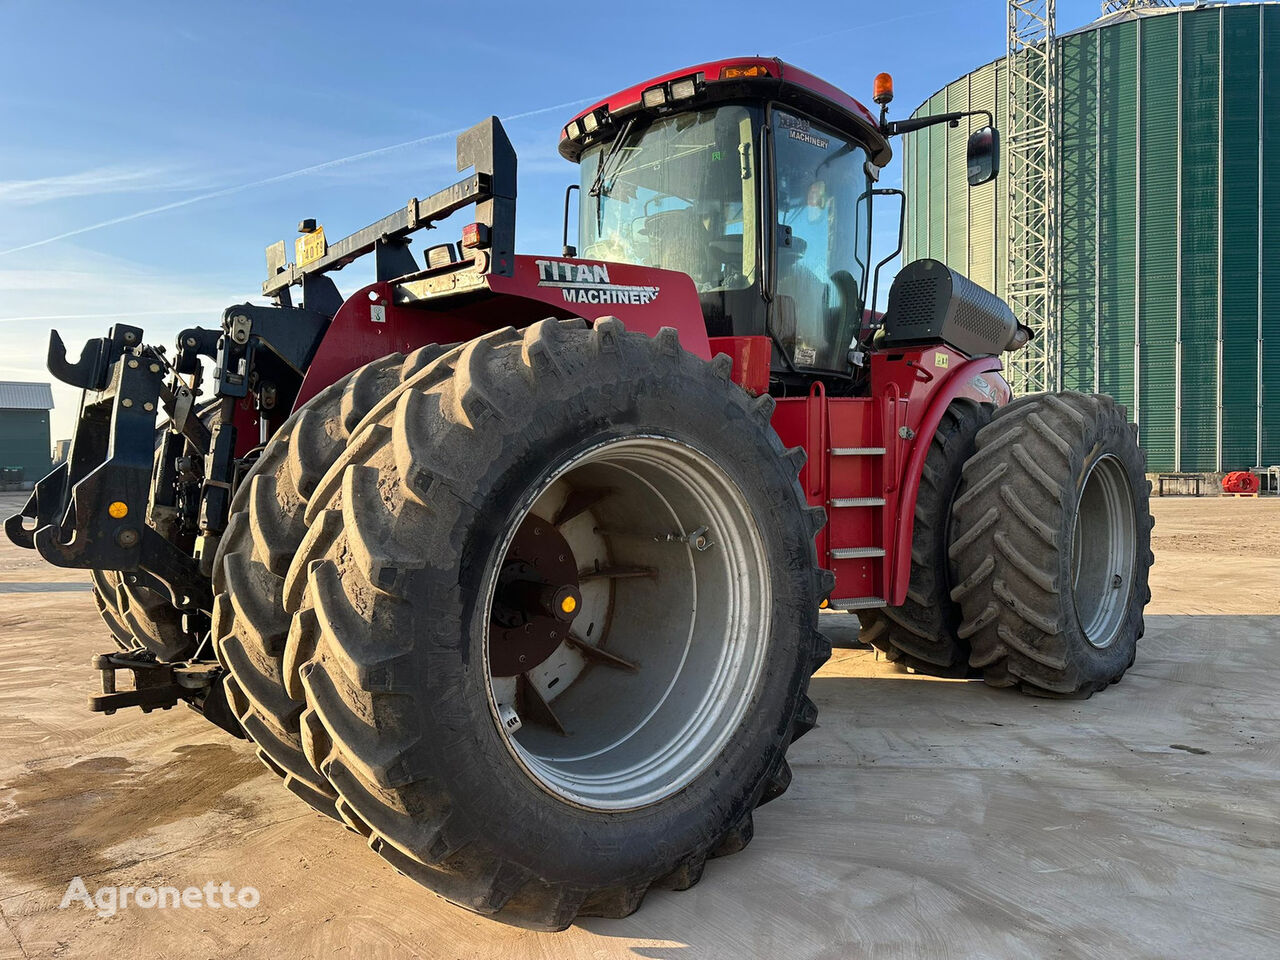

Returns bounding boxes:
[779,114,830,150]
[535,260,660,306]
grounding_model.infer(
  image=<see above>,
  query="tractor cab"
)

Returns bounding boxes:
[559,58,893,392]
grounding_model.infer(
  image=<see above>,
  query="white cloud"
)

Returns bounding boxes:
[0,165,197,206]
[0,98,594,259]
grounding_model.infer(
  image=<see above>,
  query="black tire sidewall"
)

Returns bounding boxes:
[935,401,993,594]
[401,360,815,886]
[1056,405,1150,679]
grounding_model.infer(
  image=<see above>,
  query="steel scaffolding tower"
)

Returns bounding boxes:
[1006,0,1058,394]
[1100,0,1175,14]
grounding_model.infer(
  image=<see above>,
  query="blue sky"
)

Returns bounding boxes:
[1,0,1103,439]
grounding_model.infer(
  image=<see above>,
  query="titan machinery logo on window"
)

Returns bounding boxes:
[779,114,829,150]
[535,260,660,306]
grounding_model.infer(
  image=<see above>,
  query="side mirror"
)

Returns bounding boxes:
[966,126,1000,186]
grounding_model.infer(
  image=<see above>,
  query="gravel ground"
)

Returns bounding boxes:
[0,491,1276,959]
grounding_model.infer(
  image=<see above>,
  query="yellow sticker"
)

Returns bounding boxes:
[295,225,327,267]
[934,352,949,368]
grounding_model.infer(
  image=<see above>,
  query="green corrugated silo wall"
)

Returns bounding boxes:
[1264,6,1280,470]
[902,3,1279,473]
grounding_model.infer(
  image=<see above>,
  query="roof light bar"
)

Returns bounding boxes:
[642,85,668,108]
[670,77,697,100]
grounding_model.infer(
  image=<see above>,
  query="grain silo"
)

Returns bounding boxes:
[902,1,1279,472]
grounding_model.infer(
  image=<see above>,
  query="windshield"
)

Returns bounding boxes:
[772,109,872,372]
[579,105,759,294]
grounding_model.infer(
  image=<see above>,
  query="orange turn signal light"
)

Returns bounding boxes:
[108,501,128,519]
[461,222,489,249]
[720,64,770,80]
[561,595,577,615]
[873,72,894,106]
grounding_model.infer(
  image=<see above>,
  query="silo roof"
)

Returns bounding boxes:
[911,1,1280,112]
[0,381,55,410]
[1061,1,1240,39]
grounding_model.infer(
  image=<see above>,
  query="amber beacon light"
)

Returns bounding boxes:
[873,72,894,105]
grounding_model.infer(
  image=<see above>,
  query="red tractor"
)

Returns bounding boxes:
[8,58,1153,929]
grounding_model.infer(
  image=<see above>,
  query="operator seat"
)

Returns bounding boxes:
[643,208,714,287]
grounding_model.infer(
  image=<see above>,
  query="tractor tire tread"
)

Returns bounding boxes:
[287,318,828,930]
[212,346,453,817]
[948,391,1153,697]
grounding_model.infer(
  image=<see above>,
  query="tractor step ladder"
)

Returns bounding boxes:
[830,546,885,559]
[831,596,887,610]
[825,418,887,611]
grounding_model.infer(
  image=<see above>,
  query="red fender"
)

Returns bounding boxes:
[872,349,1010,607]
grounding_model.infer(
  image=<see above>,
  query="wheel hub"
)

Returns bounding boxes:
[489,517,581,677]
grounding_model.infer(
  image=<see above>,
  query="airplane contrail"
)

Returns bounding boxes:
[0,307,224,324]
[0,97,593,259]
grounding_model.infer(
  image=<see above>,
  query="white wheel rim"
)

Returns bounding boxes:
[1071,454,1137,649]
[483,436,772,811]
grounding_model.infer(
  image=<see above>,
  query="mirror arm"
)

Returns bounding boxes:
[882,109,994,138]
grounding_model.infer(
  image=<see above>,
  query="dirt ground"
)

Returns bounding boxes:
[0,491,1277,959]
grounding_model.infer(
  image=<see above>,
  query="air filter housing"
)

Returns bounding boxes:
[879,258,1019,357]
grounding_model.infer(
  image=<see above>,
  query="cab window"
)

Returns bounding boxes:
[771,109,872,372]
[579,105,759,295]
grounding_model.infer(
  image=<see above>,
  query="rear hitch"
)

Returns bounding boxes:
[89,650,244,738]
[47,326,139,391]
[91,650,209,714]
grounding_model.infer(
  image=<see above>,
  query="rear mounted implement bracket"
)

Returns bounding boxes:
[7,325,213,612]
[47,324,144,391]
[5,462,69,549]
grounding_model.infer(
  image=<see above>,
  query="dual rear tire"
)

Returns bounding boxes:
[91,569,195,661]
[948,392,1153,696]
[863,391,1153,698]
[213,319,831,929]
[210,347,451,817]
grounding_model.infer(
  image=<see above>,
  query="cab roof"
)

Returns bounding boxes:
[559,57,892,167]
